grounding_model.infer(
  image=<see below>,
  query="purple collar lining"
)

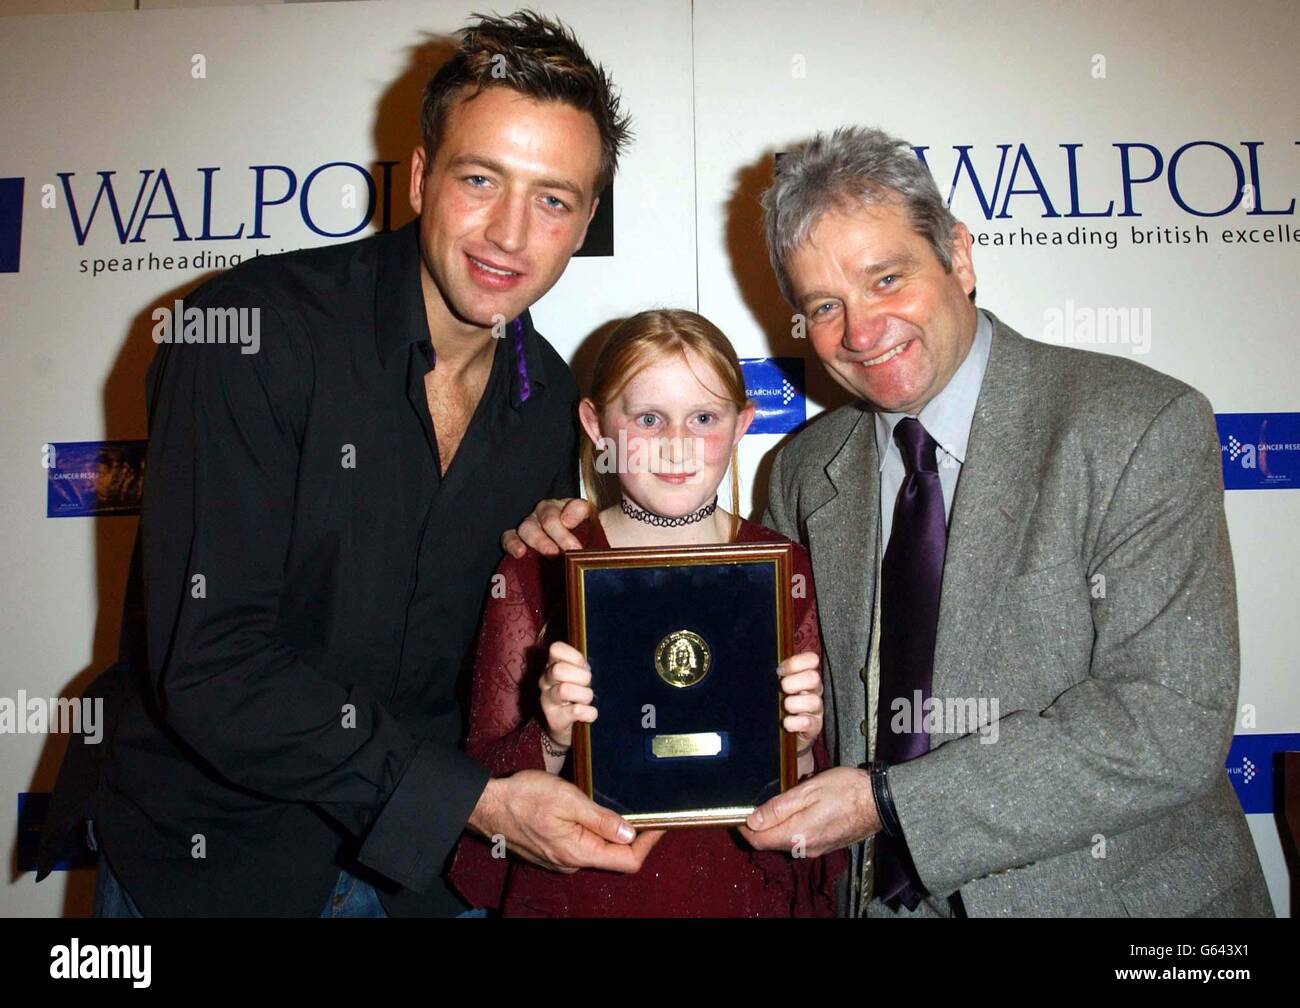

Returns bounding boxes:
[512,316,531,403]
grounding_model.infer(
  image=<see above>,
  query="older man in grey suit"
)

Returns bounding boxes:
[506,126,1273,918]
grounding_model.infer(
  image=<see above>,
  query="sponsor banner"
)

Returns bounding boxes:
[1226,732,1300,813]
[46,440,147,517]
[741,357,805,434]
[1217,413,1300,490]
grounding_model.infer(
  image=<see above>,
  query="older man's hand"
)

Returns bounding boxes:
[501,498,591,558]
[468,771,663,873]
[738,766,881,858]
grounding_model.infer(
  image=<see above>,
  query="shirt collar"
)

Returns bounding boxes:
[873,307,993,470]
[373,218,548,409]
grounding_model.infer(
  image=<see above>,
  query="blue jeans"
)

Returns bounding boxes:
[318,865,388,918]
[86,819,484,917]
[91,850,146,917]
[92,853,389,917]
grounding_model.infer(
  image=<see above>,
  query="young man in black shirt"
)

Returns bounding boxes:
[38,10,658,918]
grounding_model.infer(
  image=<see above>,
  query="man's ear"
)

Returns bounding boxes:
[578,397,604,447]
[409,146,429,216]
[574,195,600,253]
[949,221,977,299]
[734,401,757,446]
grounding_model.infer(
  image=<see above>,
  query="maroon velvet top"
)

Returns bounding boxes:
[448,514,847,917]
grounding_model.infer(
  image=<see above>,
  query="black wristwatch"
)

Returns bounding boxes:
[860,760,904,839]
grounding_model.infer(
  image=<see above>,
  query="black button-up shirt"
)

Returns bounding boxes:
[90,219,579,916]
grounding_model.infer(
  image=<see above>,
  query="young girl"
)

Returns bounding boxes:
[449,309,844,916]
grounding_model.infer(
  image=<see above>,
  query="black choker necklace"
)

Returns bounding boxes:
[620,495,718,528]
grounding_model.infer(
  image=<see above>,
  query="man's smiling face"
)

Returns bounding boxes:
[409,85,602,333]
[786,198,978,415]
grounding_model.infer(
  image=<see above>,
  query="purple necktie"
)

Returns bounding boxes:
[873,416,947,911]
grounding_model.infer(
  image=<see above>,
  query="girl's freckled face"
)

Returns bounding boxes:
[601,350,741,517]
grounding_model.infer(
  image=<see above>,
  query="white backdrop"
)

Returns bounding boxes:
[1,0,1295,916]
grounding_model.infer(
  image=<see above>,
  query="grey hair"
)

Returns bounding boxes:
[761,126,958,308]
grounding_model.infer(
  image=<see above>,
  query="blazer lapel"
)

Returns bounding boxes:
[805,407,878,760]
[933,315,1039,702]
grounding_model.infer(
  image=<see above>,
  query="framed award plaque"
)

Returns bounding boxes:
[564,541,797,829]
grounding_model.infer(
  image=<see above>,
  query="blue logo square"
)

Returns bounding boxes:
[741,357,806,435]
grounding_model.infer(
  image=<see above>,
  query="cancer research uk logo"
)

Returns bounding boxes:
[1216,413,1300,490]
[741,358,805,434]
[45,440,146,517]
[1225,733,1300,813]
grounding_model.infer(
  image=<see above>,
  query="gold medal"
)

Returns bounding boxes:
[654,629,711,688]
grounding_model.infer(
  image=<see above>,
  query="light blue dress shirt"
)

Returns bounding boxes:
[854,308,993,917]
[873,308,993,543]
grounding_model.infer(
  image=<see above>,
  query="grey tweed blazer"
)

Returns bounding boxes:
[762,311,1273,917]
